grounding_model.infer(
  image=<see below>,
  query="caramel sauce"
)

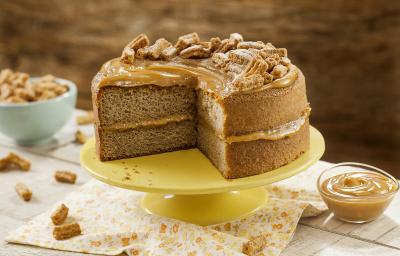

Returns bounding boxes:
[320,171,398,223]
[103,114,193,131]
[322,172,397,198]
[92,58,299,98]
[224,107,310,143]
[102,108,310,143]
[238,66,299,95]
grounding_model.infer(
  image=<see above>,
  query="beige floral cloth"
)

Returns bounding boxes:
[6,161,332,256]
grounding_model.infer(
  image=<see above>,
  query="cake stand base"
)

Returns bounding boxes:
[80,127,325,227]
[142,187,268,226]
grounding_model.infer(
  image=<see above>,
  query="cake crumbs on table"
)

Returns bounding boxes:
[15,182,32,202]
[54,170,77,184]
[53,222,82,240]
[51,203,69,225]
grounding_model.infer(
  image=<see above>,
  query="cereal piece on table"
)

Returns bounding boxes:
[51,203,69,225]
[15,182,32,202]
[75,130,87,144]
[76,111,94,125]
[7,152,31,171]
[242,234,268,256]
[55,170,77,184]
[53,222,81,240]
[0,157,9,170]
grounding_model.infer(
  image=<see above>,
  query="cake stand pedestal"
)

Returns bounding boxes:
[80,126,325,226]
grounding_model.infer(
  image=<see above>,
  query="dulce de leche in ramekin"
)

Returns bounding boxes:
[317,163,399,223]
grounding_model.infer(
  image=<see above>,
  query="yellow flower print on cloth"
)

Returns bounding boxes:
[6,162,331,256]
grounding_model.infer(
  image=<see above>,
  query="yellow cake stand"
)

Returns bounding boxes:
[80,126,325,226]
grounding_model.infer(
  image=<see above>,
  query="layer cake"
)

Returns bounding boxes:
[92,33,311,179]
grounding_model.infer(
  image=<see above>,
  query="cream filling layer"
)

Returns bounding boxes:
[101,114,193,131]
[222,107,311,144]
[101,107,310,144]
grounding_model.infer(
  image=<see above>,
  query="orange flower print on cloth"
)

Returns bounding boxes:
[6,162,332,256]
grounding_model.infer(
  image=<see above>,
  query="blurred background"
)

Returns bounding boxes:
[0,0,399,176]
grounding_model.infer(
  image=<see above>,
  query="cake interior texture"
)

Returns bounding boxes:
[94,76,309,179]
[97,85,197,160]
[92,32,311,179]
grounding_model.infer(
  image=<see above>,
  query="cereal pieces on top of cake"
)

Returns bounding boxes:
[119,32,292,91]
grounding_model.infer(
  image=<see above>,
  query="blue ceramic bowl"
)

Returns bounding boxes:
[0,78,77,145]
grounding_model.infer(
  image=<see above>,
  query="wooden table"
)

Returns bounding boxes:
[1,109,399,256]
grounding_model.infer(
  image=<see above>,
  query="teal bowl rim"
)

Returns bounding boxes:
[0,77,77,108]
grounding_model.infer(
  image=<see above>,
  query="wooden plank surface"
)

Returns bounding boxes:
[282,225,400,256]
[1,0,399,177]
[301,201,400,250]
[0,109,399,255]
[0,145,91,256]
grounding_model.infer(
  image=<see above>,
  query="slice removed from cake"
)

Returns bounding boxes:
[92,32,311,179]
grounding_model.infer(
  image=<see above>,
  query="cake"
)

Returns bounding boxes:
[92,33,311,179]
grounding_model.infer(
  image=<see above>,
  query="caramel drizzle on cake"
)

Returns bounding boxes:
[91,33,308,144]
[102,114,193,131]
[92,33,296,98]
[224,107,311,143]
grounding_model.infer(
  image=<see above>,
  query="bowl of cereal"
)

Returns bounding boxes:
[0,69,77,145]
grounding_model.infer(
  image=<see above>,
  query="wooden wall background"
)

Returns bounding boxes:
[1,0,399,175]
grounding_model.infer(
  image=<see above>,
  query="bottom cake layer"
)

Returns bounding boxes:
[96,118,310,179]
[96,120,197,161]
[197,120,310,179]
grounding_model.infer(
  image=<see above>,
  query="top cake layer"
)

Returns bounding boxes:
[92,33,296,98]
